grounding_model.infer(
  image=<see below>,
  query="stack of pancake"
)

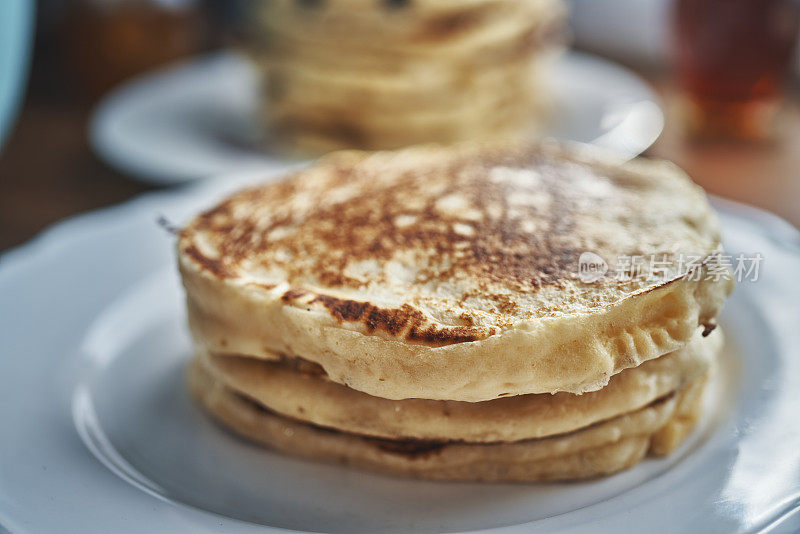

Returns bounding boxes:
[178,142,733,482]
[246,0,567,155]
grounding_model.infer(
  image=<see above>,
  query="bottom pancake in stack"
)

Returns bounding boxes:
[187,330,721,482]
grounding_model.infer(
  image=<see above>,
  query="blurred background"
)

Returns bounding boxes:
[1,0,799,252]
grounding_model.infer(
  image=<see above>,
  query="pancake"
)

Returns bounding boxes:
[257,42,556,152]
[188,359,710,482]
[178,141,734,402]
[261,53,546,117]
[198,329,720,442]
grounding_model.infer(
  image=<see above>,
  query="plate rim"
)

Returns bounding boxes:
[88,49,665,186]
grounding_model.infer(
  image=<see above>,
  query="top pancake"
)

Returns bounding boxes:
[178,141,733,401]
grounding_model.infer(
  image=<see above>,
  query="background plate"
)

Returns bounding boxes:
[89,51,664,185]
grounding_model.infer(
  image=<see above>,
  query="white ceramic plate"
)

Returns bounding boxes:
[89,51,664,185]
[1,170,799,533]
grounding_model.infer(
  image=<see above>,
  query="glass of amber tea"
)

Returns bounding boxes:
[672,0,800,139]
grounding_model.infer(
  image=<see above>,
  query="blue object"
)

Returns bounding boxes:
[0,0,34,151]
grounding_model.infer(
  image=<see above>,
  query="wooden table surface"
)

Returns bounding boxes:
[1,56,798,253]
[0,100,156,251]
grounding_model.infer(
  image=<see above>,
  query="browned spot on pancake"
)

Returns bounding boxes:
[310,295,372,322]
[407,324,481,344]
[281,288,307,302]
[182,244,230,278]
[365,305,417,336]
[701,321,717,337]
[308,294,484,343]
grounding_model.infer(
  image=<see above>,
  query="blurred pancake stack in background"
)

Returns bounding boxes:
[245,0,567,154]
